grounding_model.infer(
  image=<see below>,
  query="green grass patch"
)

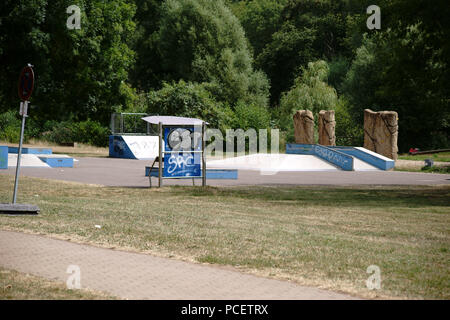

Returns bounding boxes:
[0,175,449,299]
[395,165,450,174]
[0,267,116,300]
[399,152,450,163]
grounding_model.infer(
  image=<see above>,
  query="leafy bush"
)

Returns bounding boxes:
[75,121,110,147]
[146,80,234,131]
[42,121,75,145]
[42,120,109,147]
[335,98,363,147]
[280,60,338,116]
[278,60,339,142]
[230,100,271,131]
[0,111,21,143]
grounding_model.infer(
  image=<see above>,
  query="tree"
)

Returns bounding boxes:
[255,0,357,104]
[146,80,233,131]
[129,0,163,91]
[238,0,287,58]
[0,0,136,125]
[280,60,338,115]
[279,60,338,141]
[343,0,450,151]
[153,0,270,107]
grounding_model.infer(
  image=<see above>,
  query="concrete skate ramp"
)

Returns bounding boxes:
[286,144,393,171]
[109,135,159,160]
[207,154,339,172]
[329,146,394,170]
[8,154,50,168]
[353,158,379,171]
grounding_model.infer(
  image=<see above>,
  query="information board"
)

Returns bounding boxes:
[163,127,202,178]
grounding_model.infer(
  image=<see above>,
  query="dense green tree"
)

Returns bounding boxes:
[153,0,269,107]
[237,0,286,58]
[255,0,358,104]
[145,80,233,131]
[0,0,447,150]
[343,0,450,151]
[279,60,338,142]
[0,0,50,113]
[129,0,163,91]
[0,0,136,125]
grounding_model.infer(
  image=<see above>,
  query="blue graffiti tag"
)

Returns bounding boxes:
[314,145,353,170]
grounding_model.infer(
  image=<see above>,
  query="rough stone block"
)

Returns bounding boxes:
[363,109,398,160]
[293,110,314,144]
[318,110,336,146]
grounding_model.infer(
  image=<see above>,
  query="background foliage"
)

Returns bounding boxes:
[0,0,448,150]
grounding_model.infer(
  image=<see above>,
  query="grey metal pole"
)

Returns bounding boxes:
[158,122,163,188]
[202,121,206,187]
[12,101,27,204]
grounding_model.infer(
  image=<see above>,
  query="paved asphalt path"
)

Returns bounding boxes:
[0,157,449,187]
[0,230,356,299]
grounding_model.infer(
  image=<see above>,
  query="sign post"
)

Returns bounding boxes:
[0,64,39,215]
[13,65,35,204]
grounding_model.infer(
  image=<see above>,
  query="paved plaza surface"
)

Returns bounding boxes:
[0,156,449,187]
[0,230,357,300]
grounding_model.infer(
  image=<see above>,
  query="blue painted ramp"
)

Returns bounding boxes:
[286,144,394,171]
[329,146,395,170]
[109,135,159,160]
[286,144,354,171]
[38,156,74,168]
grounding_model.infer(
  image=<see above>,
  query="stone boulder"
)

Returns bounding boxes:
[293,110,314,144]
[363,109,398,160]
[318,110,336,146]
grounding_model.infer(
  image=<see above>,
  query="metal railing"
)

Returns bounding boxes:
[110,113,158,135]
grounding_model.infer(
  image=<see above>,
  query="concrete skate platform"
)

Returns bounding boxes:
[0,157,448,187]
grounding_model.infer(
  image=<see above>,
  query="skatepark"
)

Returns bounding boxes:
[1,155,449,188]
[3,111,448,188]
[1,115,449,301]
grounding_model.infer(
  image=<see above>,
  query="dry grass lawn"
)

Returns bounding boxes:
[0,267,116,300]
[0,174,449,299]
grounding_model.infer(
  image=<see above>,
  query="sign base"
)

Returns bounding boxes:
[0,203,39,215]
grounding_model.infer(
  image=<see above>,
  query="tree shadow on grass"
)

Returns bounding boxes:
[168,185,450,209]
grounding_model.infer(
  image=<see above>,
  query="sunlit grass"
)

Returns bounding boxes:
[0,174,449,299]
[0,267,116,300]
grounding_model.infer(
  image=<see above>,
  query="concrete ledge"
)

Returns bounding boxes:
[8,147,52,155]
[286,144,354,171]
[330,146,395,171]
[286,144,314,155]
[38,156,74,168]
[145,167,238,179]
